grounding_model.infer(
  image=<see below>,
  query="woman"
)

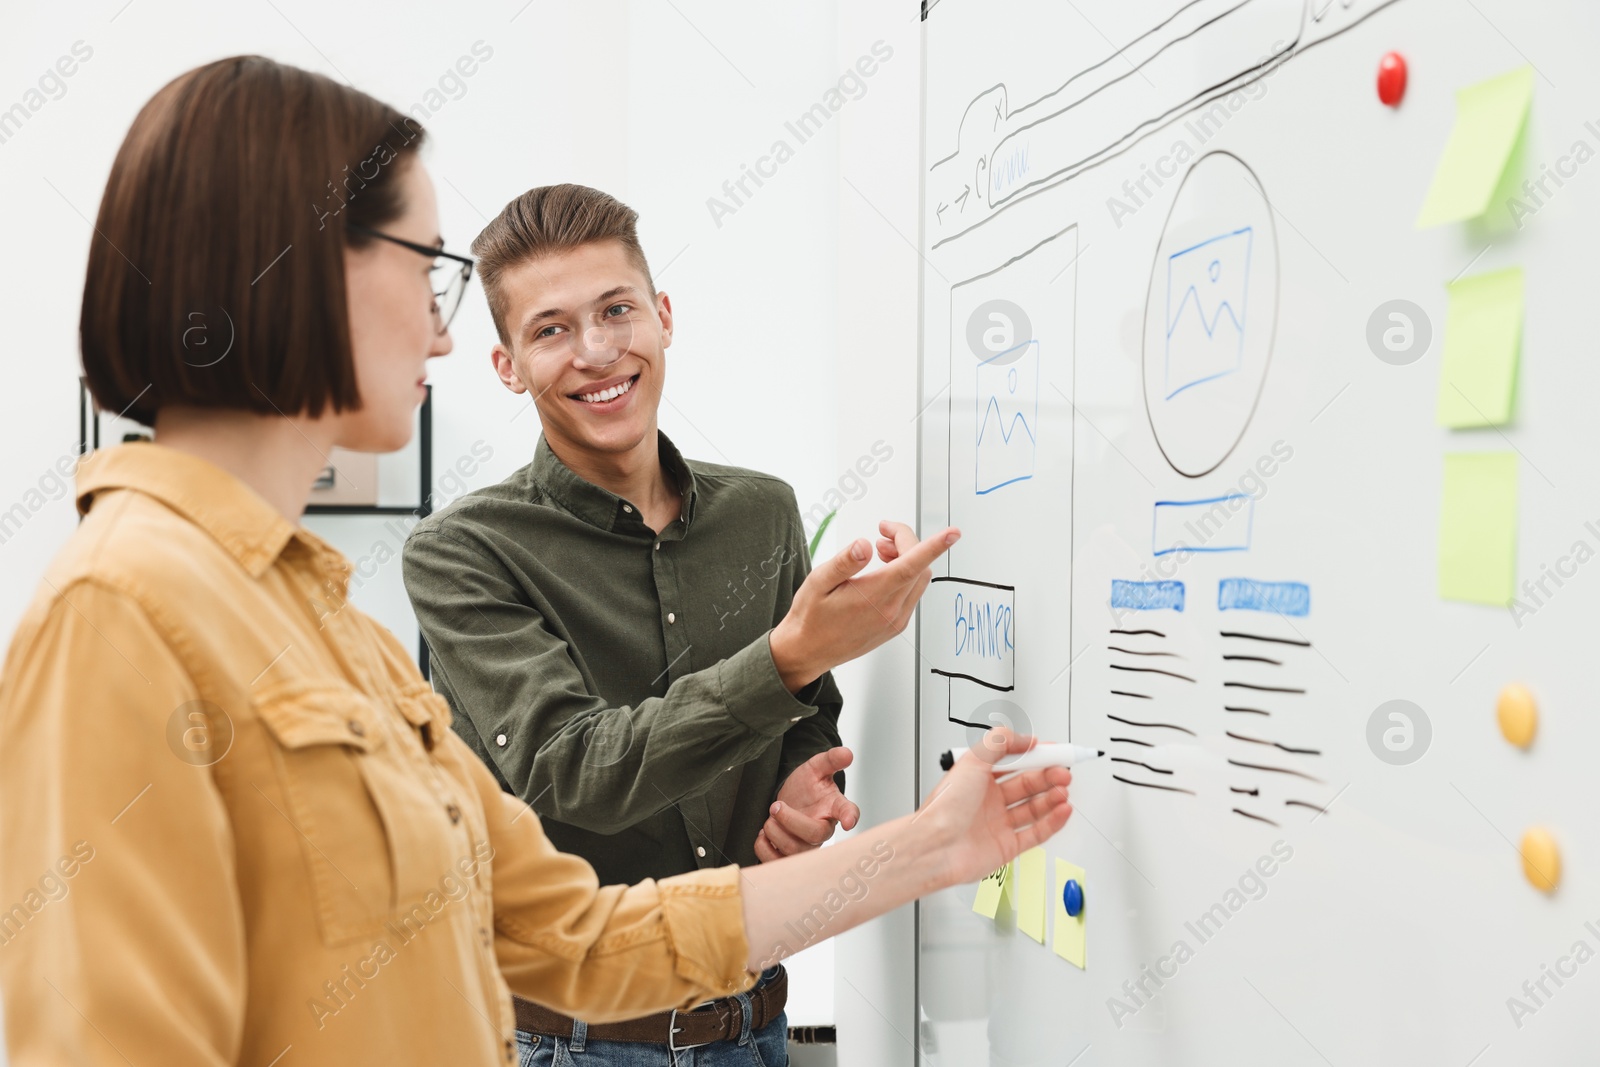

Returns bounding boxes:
[0,56,1072,1065]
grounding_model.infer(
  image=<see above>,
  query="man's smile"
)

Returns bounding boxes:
[569,372,640,407]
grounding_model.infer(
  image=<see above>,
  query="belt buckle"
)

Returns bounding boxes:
[668,1008,709,1052]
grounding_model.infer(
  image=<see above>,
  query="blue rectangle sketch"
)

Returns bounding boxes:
[1110,580,1185,612]
[1165,227,1252,400]
[1151,494,1254,556]
[975,339,1039,495]
[1218,578,1310,616]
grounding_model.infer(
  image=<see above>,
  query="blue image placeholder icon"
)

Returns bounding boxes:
[1163,226,1253,399]
[1063,878,1083,917]
[974,339,1039,495]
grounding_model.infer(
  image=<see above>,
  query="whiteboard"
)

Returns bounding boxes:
[914,1,1600,1063]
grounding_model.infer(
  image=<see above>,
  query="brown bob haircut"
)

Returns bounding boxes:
[81,55,426,427]
[471,184,654,348]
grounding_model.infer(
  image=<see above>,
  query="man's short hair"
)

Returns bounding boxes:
[471,184,654,348]
[80,55,426,427]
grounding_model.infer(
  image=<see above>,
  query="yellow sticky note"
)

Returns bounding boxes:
[1016,847,1047,944]
[1053,859,1087,969]
[1436,268,1523,427]
[1439,452,1518,605]
[1417,67,1533,228]
[972,862,1013,919]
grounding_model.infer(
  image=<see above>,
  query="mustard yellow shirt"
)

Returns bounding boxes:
[0,443,754,1066]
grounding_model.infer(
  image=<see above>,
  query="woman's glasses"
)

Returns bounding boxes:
[346,223,476,334]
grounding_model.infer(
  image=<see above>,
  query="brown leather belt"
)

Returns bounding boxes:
[513,967,787,1049]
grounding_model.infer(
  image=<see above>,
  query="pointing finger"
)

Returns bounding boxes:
[881,527,959,583]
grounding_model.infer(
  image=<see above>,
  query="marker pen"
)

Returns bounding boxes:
[939,743,1104,773]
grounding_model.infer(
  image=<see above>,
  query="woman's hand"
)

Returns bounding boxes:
[917,726,1074,886]
[737,726,1073,972]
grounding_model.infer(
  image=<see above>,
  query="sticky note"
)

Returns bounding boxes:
[1053,859,1087,969]
[1015,847,1047,943]
[1417,67,1534,228]
[1436,268,1523,427]
[972,862,1013,920]
[1438,452,1517,605]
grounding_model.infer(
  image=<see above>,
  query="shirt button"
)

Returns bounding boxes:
[667,612,677,624]
[790,716,802,722]
[623,504,634,513]
[446,803,462,824]
[347,719,366,737]
[655,542,662,551]
[696,846,707,858]
[480,926,492,947]
[496,733,508,747]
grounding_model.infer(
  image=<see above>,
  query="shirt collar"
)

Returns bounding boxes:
[530,431,698,534]
[75,442,354,590]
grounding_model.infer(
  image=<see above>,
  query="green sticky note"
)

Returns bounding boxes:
[1053,859,1087,969]
[972,862,1013,920]
[1436,267,1523,428]
[1016,847,1047,944]
[1439,452,1518,605]
[1416,67,1534,228]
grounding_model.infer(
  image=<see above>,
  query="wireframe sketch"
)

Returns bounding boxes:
[1165,228,1253,399]
[926,0,1406,243]
[1141,152,1278,478]
[976,340,1040,494]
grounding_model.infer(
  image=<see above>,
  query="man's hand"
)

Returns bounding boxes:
[769,521,959,692]
[754,747,861,862]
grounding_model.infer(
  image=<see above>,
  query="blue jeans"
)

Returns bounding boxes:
[515,966,788,1066]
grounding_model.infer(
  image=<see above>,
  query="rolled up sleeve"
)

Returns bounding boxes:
[463,738,755,1020]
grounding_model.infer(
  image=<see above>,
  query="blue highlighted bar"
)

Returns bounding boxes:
[1218,579,1309,617]
[1111,580,1186,612]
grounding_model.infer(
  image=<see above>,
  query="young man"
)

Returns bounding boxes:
[402,184,951,1063]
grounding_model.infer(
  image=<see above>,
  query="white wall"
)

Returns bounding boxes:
[0,0,924,1059]
[830,4,925,1065]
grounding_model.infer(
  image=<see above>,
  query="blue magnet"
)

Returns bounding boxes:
[1063,879,1083,917]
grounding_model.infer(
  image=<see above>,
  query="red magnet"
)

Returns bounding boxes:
[1377,51,1407,107]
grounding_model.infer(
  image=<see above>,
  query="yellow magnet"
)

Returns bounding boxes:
[1497,684,1537,748]
[1520,826,1561,893]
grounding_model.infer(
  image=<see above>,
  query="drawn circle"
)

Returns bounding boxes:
[166,700,235,766]
[1141,152,1279,478]
[961,698,1034,770]
[965,299,1032,366]
[1366,299,1432,366]
[1366,699,1431,766]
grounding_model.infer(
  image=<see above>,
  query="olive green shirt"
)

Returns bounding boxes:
[402,433,844,887]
